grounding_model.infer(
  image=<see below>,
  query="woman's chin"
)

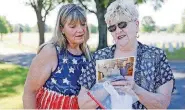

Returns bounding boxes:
[75,39,85,45]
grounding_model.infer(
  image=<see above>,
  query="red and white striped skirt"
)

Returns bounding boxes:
[36,87,79,109]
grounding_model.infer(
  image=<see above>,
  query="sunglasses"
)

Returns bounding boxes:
[107,21,128,32]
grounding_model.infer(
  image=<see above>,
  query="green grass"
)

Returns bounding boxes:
[0,62,28,109]
[165,48,185,60]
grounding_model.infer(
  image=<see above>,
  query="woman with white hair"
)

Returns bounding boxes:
[23,4,91,109]
[78,0,175,109]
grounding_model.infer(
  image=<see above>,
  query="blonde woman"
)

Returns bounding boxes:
[23,4,91,109]
[78,0,175,109]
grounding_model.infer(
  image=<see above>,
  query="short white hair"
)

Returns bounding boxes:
[104,0,139,23]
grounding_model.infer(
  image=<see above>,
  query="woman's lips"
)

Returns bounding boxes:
[117,35,126,40]
[75,34,84,37]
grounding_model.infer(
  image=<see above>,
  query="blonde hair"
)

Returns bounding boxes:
[38,4,91,61]
[104,0,139,23]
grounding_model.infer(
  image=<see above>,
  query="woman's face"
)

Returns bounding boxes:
[62,19,87,47]
[107,16,139,50]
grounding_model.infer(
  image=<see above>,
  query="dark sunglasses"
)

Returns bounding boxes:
[108,21,128,32]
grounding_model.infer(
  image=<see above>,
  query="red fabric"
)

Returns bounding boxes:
[36,87,79,109]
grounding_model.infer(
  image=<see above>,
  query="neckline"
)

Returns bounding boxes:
[66,50,83,57]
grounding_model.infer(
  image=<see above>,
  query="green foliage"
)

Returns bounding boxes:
[90,24,98,33]
[0,16,10,34]
[167,9,185,33]
[167,24,176,33]
[24,24,31,32]
[141,16,156,33]
[174,24,183,33]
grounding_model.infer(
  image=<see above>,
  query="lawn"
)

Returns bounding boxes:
[0,62,28,109]
[165,48,185,60]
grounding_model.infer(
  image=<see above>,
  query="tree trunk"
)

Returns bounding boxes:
[96,6,108,50]
[36,13,45,46]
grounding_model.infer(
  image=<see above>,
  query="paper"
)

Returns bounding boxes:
[88,56,138,109]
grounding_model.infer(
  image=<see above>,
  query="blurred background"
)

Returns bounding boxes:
[0,0,185,109]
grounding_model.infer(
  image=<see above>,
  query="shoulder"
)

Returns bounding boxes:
[38,43,57,56]
[93,45,114,60]
[139,42,166,59]
[32,43,58,67]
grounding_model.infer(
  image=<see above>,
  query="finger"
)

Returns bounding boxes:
[124,76,134,81]
[111,81,129,86]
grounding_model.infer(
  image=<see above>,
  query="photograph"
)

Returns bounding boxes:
[96,56,135,83]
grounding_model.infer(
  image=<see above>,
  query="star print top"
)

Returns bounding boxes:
[43,44,88,96]
[78,41,175,109]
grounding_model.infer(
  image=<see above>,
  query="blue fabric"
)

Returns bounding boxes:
[43,44,88,96]
[78,41,175,109]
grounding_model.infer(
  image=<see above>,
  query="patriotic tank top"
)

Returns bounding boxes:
[36,44,88,109]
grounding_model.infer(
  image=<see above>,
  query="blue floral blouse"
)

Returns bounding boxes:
[78,41,175,109]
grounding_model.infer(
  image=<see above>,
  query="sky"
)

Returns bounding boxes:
[0,0,185,27]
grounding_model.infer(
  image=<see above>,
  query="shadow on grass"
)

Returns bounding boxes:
[0,53,35,67]
[0,63,28,98]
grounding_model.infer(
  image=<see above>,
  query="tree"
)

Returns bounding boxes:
[24,24,32,32]
[173,9,185,33]
[141,16,156,33]
[77,0,165,50]
[167,24,176,33]
[181,9,185,33]
[26,0,72,46]
[89,24,98,33]
[174,24,182,33]
[0,16,10,41]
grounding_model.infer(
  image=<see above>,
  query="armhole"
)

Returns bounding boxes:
[51,43,60,73]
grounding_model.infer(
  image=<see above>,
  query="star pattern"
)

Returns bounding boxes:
[83,57,86,62]
[63,78,70,85]
[56,67,62,74]
[51,78,57,84]
[69,67,75,73]
[63,58,68,63]
[72,58,77,64]
[81,67,86,73]
[44,44,94,96]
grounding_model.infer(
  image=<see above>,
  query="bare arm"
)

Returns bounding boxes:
[78,85,110,109]
[78,87,98,109]
[134,80,173,109]
[22,44,57,109]
[112,79,173,109]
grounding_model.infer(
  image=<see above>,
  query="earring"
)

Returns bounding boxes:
[136,32,139,38]
[62,32,65,36]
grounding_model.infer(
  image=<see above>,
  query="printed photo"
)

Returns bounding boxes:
[96,56,135,83]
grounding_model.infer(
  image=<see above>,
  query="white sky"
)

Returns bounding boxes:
[0,0,185,27]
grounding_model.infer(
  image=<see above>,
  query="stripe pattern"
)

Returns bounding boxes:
[36,87,79,109]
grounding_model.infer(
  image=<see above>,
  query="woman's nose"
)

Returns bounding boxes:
[115,26,123,34]
[115,26,126,35]
[77,25,84,33]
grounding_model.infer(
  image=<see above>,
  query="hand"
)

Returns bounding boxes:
[111,76,136,95]
[111,76,135,89]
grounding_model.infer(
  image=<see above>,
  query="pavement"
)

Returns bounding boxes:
[0,41,185,109]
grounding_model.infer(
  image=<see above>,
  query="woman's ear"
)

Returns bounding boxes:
[135,20,139,32]
[135,20,139,27]
[60,26,63,32]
